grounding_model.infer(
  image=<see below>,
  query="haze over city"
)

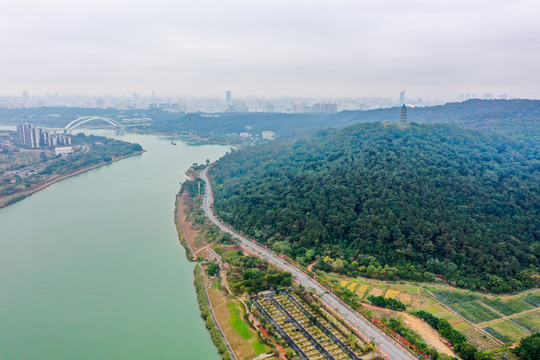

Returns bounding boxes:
[2,0,539,99]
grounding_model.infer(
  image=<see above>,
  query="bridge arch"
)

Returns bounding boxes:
[64,116,124,134]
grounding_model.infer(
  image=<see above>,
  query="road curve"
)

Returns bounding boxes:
[200,167,416,360]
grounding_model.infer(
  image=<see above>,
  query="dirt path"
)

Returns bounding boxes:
[362,304,458,358]
[176,193,207,256]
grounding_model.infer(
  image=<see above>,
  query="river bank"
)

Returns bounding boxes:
[174,190,236,359]
[0,150,145,209]
[175,189,273,360]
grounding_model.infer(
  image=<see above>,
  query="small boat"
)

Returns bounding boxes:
[171,141,176,145]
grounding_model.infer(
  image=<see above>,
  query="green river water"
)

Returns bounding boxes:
[0,129,228,359]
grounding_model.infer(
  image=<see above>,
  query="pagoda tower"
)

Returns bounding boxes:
[400,104,407,123]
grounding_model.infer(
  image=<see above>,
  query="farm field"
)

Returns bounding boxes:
[450,301,502,324]
[429,288,480,305]
[355,284,369,298]
[522,292,540,307]
[329,275,539,354]
[385,289,399,299]
[484,320,533,344]
[369,287,385,297]
[513,309,540,332]
[481,298,534,316]
[461,327,502,352]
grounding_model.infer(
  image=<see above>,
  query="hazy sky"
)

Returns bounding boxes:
[1,0,539,99]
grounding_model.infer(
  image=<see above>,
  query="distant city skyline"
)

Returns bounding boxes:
[0,90,522,114]
[1,1,539,99]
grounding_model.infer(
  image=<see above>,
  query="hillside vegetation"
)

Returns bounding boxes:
[211,122,539,292]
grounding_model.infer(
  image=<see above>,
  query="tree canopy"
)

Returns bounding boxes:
[211,122,539,292]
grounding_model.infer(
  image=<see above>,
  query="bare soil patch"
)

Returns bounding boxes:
[363,304,458,358]
[369,287,384,297]
[177,193,207,256]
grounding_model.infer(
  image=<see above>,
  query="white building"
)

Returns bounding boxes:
[262,131,275,140]
[54,146,73,156]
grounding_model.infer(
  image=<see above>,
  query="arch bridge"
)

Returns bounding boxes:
[64,116,125,134]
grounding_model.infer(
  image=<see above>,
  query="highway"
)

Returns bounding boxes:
[200,167,416,360]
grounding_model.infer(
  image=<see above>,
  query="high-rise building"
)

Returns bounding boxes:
[311,103,337,114]
[225,90,232,112]
[22,91,29,108]
[399,90,405,105]
[17,123,71,148]
[400,104,407,123]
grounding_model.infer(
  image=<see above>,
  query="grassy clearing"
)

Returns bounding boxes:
[227,302,252,340]
[395,285,419,293]
[481,298,534,316]
[513,310,540,332]
[211,278,221,289]
[213,246,242,261]
[450,301,502,324]
[251,340,268,355]
[454,322,470,330]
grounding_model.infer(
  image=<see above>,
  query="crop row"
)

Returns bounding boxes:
[257,291,368,359]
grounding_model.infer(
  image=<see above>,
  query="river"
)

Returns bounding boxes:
[0,129,228,359]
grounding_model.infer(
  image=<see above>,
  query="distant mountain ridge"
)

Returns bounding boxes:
[2,100,539,147]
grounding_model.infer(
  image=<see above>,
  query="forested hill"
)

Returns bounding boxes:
[335,99,540,151]
[211,123,539,293]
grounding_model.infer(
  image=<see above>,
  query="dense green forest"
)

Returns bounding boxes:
[210,122,539,292]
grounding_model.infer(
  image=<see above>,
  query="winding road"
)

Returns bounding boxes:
[200,167,416,360]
